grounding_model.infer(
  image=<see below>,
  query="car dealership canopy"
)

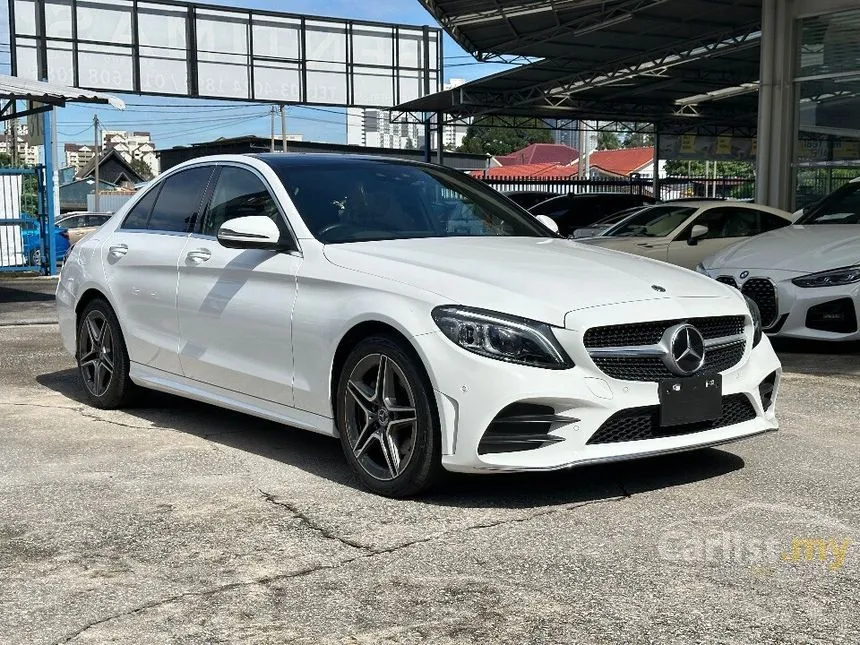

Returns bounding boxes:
[399,0,763,134]
[402,0,860,210]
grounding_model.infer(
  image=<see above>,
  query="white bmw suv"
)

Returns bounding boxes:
[57,155,780,496]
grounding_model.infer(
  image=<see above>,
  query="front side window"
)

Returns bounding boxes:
[604,205,696,238]
[200,167,282,237]
[148,166,213,233]
[798,182,860,224]
[270,160,551,243]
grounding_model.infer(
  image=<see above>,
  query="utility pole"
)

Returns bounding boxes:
[280,105,287,153]
[270,106,276,153]
[93,114,100,213]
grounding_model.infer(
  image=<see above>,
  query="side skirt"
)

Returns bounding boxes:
[129,363,337,437]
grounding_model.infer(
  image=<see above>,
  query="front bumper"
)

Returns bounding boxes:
[413,299,780,474]
[707,268,860,342]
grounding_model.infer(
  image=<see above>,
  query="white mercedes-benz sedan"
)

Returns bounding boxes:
[57,154,780,496]
[698,180,860,342]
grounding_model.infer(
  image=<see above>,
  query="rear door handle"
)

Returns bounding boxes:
[108,244,128,258]
[186,248,212,264]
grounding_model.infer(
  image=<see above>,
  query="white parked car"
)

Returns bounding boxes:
[699,180,860,341]
[57,155,780,496]
[578,201,793,269]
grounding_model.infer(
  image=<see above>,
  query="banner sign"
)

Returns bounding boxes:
[10,0,442,108]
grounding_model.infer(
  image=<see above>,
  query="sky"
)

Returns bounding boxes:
[0,0,513,158]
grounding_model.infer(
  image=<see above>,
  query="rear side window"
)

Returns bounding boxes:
[148,167,214,233]
[121,187,159,229]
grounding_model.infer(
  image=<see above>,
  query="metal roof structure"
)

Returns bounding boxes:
[398,0,765,135]
[0,74,125,122]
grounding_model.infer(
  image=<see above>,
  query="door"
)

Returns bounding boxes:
[667,206,766,269]
[101,166,214,374]
[176,165,302,406]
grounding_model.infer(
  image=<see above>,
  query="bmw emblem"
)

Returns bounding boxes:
[739,271,750,280]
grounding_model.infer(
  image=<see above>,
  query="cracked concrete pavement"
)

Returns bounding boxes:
[1,277,858,644]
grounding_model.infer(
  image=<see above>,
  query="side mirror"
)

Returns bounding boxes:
[535,214,559,234]
[687,224,709,246]
[217,216,283,250]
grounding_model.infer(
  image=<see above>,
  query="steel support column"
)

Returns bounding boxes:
[652,126,661,199]
[755,0,797,210]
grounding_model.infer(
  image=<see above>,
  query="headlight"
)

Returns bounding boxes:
[744,295,763,347]
[791,265,860,288]
[695,262,708,276]
[431,306,574,369]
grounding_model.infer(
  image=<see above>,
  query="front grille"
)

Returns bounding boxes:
[740,279,778,328]
[591,342,745,381]
[586,394,757,444]
[717,276,738,289]
[584,316,745,348]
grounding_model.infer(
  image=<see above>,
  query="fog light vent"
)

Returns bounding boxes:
[759,371,778,412]
[478,402,574,454]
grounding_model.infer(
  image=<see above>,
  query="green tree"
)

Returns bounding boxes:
[597,131,620,150]
[622,132,654,148]
[664,159,755,177]
[129,157,154,181]
[457,116,553,157]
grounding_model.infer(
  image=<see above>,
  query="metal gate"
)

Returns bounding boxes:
[0,166,52,275]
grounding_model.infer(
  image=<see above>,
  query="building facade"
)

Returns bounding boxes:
[347,79,472,151]
[102,130,159,177]
[64,143,96,170]
[0,123,40,166]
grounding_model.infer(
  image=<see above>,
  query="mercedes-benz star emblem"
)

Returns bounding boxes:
[662,324,706,376]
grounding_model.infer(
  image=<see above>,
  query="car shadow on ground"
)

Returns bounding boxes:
[37,368,746,508]
[0,284,56,303]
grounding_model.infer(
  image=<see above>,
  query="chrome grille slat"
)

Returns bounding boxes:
[584,316,747,382]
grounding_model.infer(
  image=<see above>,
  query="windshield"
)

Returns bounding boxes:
[603,205,697,238]
[797,182,860,224]
[269,160,552,243]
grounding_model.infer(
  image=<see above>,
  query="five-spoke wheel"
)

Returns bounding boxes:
[337,336,442,497]
[78,309,115,397]
[76,298,136,409]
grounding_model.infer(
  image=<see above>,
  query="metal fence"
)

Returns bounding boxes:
[476,175,756,201]
[0,166,51,274]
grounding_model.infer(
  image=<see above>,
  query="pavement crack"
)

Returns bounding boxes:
[51,493,626,643]
[260,489,375,552]
[77,409,156,430]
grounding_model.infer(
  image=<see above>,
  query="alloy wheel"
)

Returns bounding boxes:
[78,310,115,397]
[343,353,418,481]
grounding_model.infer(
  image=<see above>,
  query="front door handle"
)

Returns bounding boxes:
[108,244,128,258]
[186,248,212,264]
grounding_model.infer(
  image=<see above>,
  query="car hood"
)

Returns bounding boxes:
[323,237,723,327]
[706,224,860,273]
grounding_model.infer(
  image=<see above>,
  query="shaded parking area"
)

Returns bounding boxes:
[1,279,857,644]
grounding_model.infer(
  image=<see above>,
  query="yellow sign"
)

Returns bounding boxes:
[680,134,696,154]
[716,136,732,155]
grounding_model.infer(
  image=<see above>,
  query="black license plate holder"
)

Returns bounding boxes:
[659,374,723,427]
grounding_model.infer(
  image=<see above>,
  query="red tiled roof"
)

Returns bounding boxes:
[470,162,578,179]
[496,143,579,166]
[575,147,654,177]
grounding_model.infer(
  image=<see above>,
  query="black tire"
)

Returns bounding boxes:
[76,298,137,409]
[29,248,41,267]
[335,335,443,497]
